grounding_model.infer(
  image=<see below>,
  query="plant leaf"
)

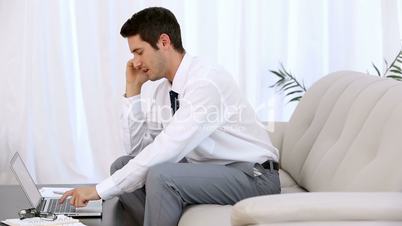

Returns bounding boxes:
[284,84,300,91]
[288,96,302,103]
[386,75,402,80]
[286,90,304,96]
[372,63,381,77]
[270,63,307,104]
[269,79,285,88]
[391,64,402,71]
[281,81,296,90]
[270,70,285,79]
[390,69,402,74]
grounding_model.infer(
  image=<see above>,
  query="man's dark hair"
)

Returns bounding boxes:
[120,7,185,54]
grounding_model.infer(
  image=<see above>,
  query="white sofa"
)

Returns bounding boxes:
[178,71,402,226]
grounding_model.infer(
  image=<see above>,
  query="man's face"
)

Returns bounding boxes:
[127,35,167,81]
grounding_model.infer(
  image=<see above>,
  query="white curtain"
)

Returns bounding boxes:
[1,0,401,184]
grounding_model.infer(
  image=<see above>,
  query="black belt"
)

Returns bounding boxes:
[261,160,279,171]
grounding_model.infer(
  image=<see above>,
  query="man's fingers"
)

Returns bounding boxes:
[59,190,74,203]
[77,198,88,208]
[127,59,134,65]
[59,187,98,207]
[75,196,80,207]
[70,195,76,206]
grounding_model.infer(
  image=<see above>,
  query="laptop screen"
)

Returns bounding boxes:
[10,152,42,208]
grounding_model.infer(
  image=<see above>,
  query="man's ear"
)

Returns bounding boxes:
[158,33,171,49]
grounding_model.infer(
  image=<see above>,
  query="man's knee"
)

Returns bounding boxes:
[145,163,176,189]
[110,155,134,175]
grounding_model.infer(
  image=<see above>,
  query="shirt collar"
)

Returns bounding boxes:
[171,53,192,96]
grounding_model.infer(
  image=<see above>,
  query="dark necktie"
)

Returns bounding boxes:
[169,90,180,115]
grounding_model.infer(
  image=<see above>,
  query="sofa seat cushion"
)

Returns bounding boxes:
[279,169,306,193]
[178,170,304,226]
[231,192,402,226]
[178,204,232,226]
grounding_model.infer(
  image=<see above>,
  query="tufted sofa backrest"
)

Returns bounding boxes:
[280,71,402,192]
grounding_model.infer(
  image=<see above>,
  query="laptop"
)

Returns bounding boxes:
[10,152,102,217]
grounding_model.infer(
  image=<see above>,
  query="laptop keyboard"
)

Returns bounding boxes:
[47,199,76,213]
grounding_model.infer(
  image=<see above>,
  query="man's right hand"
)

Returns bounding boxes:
[125,59,149,97]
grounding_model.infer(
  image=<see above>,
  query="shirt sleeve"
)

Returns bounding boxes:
[121,94,162,156]
[96,79,225,200]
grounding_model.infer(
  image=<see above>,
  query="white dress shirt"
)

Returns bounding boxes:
[96,54,279,200]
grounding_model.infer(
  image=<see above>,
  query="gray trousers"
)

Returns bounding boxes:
[110,156,280,226]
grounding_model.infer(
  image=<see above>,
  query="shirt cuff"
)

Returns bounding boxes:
[96,176,123,200]
[122,94,142,116]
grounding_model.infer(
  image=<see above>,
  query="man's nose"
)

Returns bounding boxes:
[133,57,142,68]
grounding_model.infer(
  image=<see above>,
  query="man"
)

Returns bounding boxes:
[60,7,280,226]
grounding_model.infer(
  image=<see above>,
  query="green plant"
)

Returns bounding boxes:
[271,49,402,104]
[372,49,402,80]
[269,64,306,103]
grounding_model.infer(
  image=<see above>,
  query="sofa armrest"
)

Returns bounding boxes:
[265,121,287,151]
[231,192,402,226]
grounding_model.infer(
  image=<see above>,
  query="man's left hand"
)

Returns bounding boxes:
[59,186,101,207]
